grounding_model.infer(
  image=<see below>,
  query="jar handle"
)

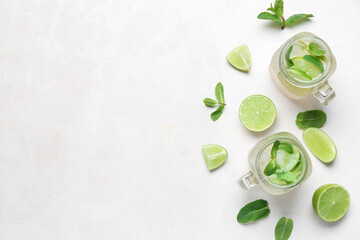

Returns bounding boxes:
[239,171,258,190]
[313,82,335,105]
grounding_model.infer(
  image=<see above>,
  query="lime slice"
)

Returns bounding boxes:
[276,149,301,172]
[292,57,322,79]
[226,44,251,72]
[238,95,276,132]
[303,128,336,163]
[312,184,350,222]
[202,144,228,170]
[288,67,312,81]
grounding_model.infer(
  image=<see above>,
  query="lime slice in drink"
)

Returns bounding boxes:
[303,128,336,163]
[238,95,276,132]
[202,144,228,170]
[288,67,312,81]
[312,184,350,222]
[226,44,251,72]
[292,57,322,79]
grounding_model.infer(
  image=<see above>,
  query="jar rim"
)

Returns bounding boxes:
[278,32,333,88]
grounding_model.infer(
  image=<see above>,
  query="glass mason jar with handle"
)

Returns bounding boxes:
[270,32,336,105]
[239,132,312,195]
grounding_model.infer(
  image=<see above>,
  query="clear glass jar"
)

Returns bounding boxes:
[239,132,312,195]
[269,32,336,105]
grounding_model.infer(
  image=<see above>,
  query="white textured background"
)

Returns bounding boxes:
[0,0,359,239]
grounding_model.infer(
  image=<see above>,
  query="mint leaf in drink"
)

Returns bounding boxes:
[285,14,314,26]
[271,140,280,159]
[276,171,296,184]
[308,42,325,56]
[285,46,294,67]
[237,199,270,223]
[303,55,324,72]
[215,82,225,104]
[296,110,327,129]
[264,159,277,176]
[257,12,284,27]
[203,98,217,107]
[210,105,224,121]
[258,1,313,29]
[275,217,293,240]
[279,142,294,154]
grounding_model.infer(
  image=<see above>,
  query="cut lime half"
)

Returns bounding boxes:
[238,95,276,132]
[202,144,228,170]
[292,57,322,79]
[312,184,350,222]
[226,44,251,72]
[303,128,336,163]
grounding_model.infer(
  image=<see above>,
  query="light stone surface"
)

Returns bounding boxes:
[0,0,359,239]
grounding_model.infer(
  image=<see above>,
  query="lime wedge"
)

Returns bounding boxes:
[202,144,228,170]
[312,184,350,222]
[238,95,276,132]
[288,67,312,81]
[226,44,251,72]
[292,57,322,79]
[303,128,336,163]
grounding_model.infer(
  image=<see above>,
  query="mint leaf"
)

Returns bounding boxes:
[285,14,314,26]
[237,199,270,224]
[285,46,294,67]
[215,82,225,104]
[276,171,296,183]
[264,159,277,176]
[308,42,325,56]
[296,110,327,129]
[210,105,224,121]
[279,142,294,154]
[273,0,284,18]
[275,217,293,240]
[303,55,324,72]
[271,140,280,159]
[257,12,284,27]
[203,98,217,107]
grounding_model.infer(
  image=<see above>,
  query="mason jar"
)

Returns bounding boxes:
[269,32,337,105]
[239,132,312,195]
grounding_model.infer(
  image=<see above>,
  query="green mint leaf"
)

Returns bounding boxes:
[257,12,284,27]
[308,42,325,56]
[296,110,327,129]
[303,55,324,72]
[285,14,314,26]
[276,171,296,184]
[279,142,294,154]
[210,105,224,121]
[237,199,270,223]
[203,98,217,107]
[273,0,284,18]
[271,140,280,159]
[267,3,275,13]
[264,159,277,176]
[275,217,294,240]
[285,46,294,67]
[215,82,225,104]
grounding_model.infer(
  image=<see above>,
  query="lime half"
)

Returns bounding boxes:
[303,128,336,163]
[202,144,228,170]
[312,184,350,222]
[292,57,322,79]
[226,44,251,72]
[239,95,276,132]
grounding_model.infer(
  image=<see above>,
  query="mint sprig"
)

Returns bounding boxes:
[203,82,226,121]
[257,0,314,30]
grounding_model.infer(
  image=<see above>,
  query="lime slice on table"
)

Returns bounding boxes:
[202,144,228,170]
[303,128,336,163]
[238,95,276,132]
[291,57,322,79]
[226,44,251,72]
[312,184,350,222]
